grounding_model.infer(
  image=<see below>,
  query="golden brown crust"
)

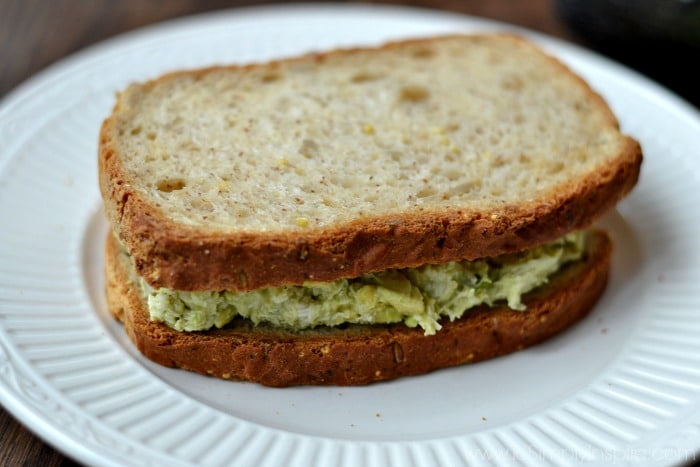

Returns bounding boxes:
[100,137,637,292]
[105,231,612,387]
[99,34,641,292]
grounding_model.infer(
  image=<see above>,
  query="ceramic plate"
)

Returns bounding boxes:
[1,4,700,466]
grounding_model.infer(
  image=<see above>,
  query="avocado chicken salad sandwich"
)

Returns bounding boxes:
[99,34,642,386]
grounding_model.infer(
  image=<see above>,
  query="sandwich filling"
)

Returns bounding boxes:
[140,231,588,336]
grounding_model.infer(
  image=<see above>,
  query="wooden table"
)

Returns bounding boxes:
[0,1,696,465]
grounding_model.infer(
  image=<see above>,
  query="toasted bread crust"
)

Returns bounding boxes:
[99,34,640,292]
[101,149,636,292]
[105,231,612,386]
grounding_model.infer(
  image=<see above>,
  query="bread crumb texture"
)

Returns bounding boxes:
[109,35,624,232]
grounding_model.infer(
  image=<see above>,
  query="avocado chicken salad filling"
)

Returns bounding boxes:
[136,231,588,336]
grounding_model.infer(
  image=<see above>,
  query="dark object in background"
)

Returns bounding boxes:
[554,0,700,109]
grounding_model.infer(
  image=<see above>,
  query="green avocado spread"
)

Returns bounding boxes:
[144,231,586,335]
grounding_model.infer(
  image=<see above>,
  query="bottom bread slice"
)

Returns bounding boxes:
[104,231,612,387]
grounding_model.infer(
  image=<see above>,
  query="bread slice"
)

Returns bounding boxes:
[98,34,641,292]
[105,230,612,387]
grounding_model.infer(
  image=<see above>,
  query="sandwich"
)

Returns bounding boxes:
[99,34,642,386]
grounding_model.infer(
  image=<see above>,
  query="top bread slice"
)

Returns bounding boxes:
[99,34,642,292]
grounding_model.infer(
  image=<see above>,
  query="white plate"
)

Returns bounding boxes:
[2,3,700,466]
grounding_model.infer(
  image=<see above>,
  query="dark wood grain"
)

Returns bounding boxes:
[0,1,695,466]
[0,410,71,467]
